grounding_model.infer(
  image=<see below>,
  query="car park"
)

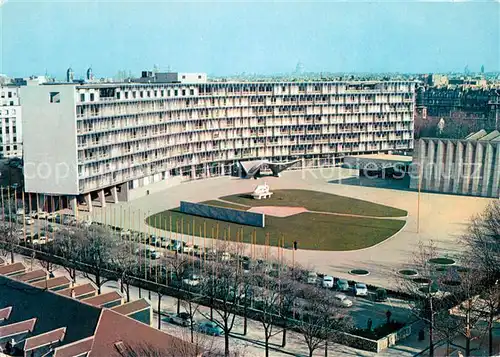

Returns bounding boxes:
[47,212,58,221]
[322,275,334,288]
[164,312,193,327]
[198,321,224,336]
[334,294,353,308]
[354,283,368,297]
[336,279,350,292]
[35,211,49,220]
[24,217,35,225]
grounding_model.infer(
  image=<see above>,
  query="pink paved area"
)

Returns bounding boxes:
[247,205,308,217]
[85,167,496,290]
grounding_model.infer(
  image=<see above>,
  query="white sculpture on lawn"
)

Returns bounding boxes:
[252,182,273,200]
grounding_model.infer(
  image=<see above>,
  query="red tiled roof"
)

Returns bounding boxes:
[24,327,66,352]
[58,283,97,299]
[111,299,150,316]
[0,306,12,321]
[0,262,25,276]
[89,310,200,357]
[82,291,122,307]
[53,336,94,357]
[14,269,47,283]
[32,276,71,290]
[0,318,37,338]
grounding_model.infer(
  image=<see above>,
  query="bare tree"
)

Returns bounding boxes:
[54,228,82,284]
[461,201,500,279]
[398,241,442,357]
[164,253,191,314]
[480,281,500,356]
[78,225,118,294]
[295,285,352,357]
[113,242,139,302]
[204,257,245,357]
[0,198,20,263]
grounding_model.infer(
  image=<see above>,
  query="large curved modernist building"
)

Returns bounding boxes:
[21,75,415,211]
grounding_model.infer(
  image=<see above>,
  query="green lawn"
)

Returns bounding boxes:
[220,189,407,217]
[146,209,405,251]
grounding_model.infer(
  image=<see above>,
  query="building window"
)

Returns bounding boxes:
[117,92,121,100]
[167,90,171,96]
[174,90,178,96]
[182,89,186,96]
[161,90,164,96]
[80,93,85,102]
[8,92,12,98]
[182,75,186,79]
[190,89,194,96]
[49,92,61,103]
[132,92,136,98]
[13,145,17,151]
[6,145,10,151]
[90,93,95,102]
[140,91,144,98]
[198,75,202,79]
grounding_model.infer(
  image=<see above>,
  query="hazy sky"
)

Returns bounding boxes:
[1,0,498,78]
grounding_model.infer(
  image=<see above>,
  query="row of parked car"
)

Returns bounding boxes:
[162,312,224,336]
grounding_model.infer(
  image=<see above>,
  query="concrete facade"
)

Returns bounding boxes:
[21,80,415,206]
[410,131,500,198]
[0,86,22,158]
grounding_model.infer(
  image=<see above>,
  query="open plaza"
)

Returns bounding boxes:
[83,166,494,290]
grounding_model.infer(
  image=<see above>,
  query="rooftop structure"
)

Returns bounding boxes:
[20,79,415,212]
[0,262,200,357]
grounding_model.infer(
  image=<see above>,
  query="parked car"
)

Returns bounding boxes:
[165,312,193,327]
[334,294,353,308]
[220,252,232,262]
[47,224,60,233]
[336,279,350,292]
[182,242,195,254]
[146,248,160,260]
[375,288,388,302]
[354,283,368,297]
[322,275,334,288]
[24,217,35,225]
[47,212,58,221]
[198,321,224,336]
[35,211,49,220]
[307,271,318,284]
[182,275,201,287]
[167,240,182,251]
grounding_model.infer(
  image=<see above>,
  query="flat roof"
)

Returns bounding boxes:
[344,154,413,163]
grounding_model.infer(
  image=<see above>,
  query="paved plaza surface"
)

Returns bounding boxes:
[87,167,495,290]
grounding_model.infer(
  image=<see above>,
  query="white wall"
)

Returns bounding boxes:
[21,85,79,195]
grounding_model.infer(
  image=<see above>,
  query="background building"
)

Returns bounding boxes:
[0,86,22,158]
[410,130,500,198]
[20,76,415,211]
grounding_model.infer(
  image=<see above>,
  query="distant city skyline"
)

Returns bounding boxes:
[1,0,498,79]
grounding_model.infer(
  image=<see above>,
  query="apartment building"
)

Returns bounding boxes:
[21,78,415,211]
[0,86,22,158]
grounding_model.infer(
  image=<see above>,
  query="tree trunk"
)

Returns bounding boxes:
[120,278,124,293]
[190,319,194,343]
[157,293,162,330]
[309,348,314,357]
[72,267,77,283]
[281,328,287,348]
[243,314,247,335]
[96,270,101,294]
[177,298,181,314]
[324,339,328,357]
[489,320,493,357]
[10,248,14,264]
[126,283,130,302]
[466,336,471,357]
[429,323,434,357]
[139,287,142,298]
[224,330,230,357]
[265,329,270,357]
